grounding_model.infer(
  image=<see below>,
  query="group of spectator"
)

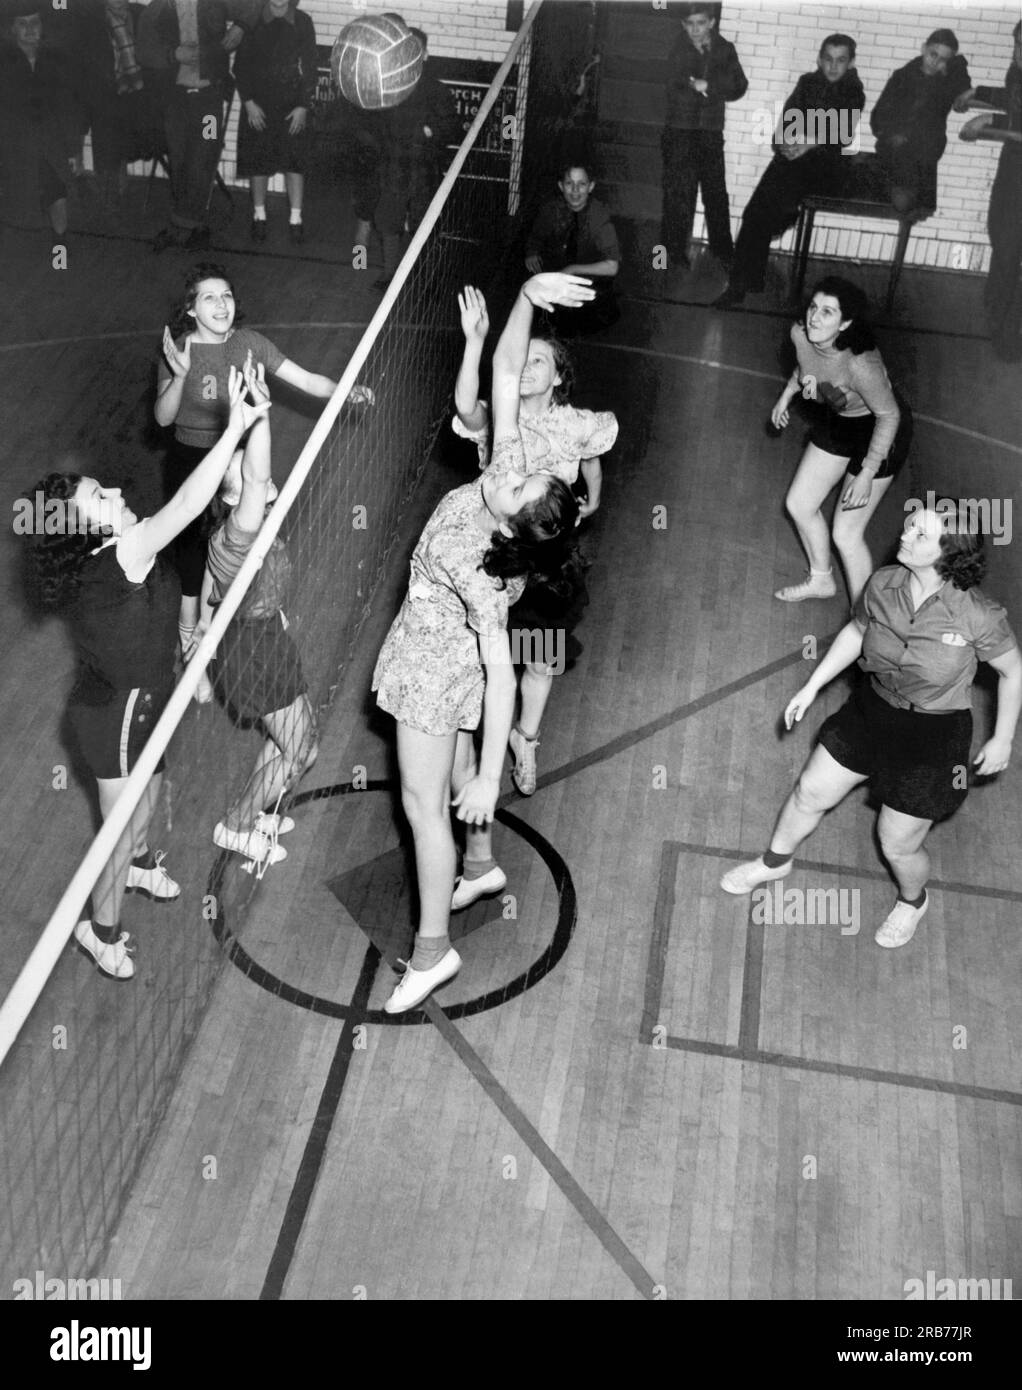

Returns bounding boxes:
[0,1,461,275]
[656,4,1021,358]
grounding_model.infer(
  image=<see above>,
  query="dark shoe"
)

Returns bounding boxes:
[712,284,746,310]
[288,221,304,246]
[152,226,184,254]
[250,217,267,243]
[184,226,211,251]
[714,249,735,273]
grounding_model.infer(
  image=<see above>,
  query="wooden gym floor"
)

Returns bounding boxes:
[1,174,1020,1301]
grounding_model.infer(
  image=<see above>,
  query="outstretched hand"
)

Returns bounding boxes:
[523,272,596,311]
[162,326,191,379]
[226,363,271,434]
[783,684,817,730]
[458,285,490,344]
[242,353,270,407]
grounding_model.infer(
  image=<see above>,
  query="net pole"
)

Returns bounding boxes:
[0,0,544,1071]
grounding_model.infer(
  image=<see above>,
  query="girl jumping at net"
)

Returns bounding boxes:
[190,358,318,873]
[770,276,913,608]
[451,284,618,797]
[372,271,595,1014]
[27,367,269,980]
[156,261,372,702]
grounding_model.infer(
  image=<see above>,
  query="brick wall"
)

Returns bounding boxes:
[705,0,1020,270]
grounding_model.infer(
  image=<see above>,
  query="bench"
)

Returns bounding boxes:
[791,195,934,314]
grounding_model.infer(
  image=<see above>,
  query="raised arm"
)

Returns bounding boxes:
[234,362,273,533]
[491,273,595,441]
[454,286,490,432]
[124,366,270,571]
[155,327,191,427]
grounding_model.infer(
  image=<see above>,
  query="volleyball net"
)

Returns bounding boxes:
[0,4,557,1292]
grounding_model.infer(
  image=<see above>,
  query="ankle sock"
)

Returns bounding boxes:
[897,889,926,909]
[253,205,266,220]
[289,207,302,225]
[462,857,496,881]
[514,724,539,742]
[410,933,451,971]
[131,847,155,869]
[762,848,792,869]
[91,920,122,945]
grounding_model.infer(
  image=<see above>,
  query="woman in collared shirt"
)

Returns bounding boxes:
[721,505,1021,948]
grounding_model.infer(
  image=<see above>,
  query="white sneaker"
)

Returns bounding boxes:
[509,726,539,795]
[255,811,296,836]
[214,822,287,867]
[451,865,507,911]
[720,856,793,894]
[875,894,928,948]
[774,570,838,602]
[383,948,462,1014]
[126,850,180,901]
[74,920,135,980]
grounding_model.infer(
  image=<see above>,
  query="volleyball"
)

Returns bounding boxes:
[331,14,425,111]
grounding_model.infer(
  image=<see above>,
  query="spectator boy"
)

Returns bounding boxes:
[524,160,620,333]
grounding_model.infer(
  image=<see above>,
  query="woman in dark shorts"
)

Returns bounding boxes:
[721,504,1021,948]
[194,361,317,872]
[28,368,269,980]
[770,276,913,606]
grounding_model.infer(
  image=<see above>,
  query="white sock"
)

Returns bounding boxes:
[252,205,267,220]
[289,207,303,225]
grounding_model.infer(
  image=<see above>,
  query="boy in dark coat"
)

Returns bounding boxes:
[869,28,971,212]
[660,1,747,271]
[715,34,864,308]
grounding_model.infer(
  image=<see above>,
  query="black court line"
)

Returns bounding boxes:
[420,995,661,1300]
[659,1036,1022,1108]
[259,942,380,1301]
[642,839,1022,1109]
[500,638,831,806]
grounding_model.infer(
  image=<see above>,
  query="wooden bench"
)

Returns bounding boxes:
[791,195,934,314]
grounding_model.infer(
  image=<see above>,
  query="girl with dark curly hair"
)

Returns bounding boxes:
[155,262,371,699]
[721,504,1021,949]
[452,286,618,796]
[372,272,595,1014]
[770,275,913,606]
[27,367,269,980]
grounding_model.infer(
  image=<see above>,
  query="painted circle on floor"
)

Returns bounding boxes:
[207,781,577,1026]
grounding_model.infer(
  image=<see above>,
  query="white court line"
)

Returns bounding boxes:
[1,321,1019,458]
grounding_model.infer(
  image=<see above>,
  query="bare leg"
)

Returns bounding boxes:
[93,772,163,929]
[223,695,317,830]
[452,729,493,864]
[250,174,269,211]
[782,443,849,575]
[877,805,932,900]
[831,472,894,606]
[396,722,458,939]
[48,197,68,236]
[285,171,304,216]
[769,744,868,858]
[518,662,554,739]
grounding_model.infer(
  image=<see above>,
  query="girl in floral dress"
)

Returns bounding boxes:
[373,272,594,1014]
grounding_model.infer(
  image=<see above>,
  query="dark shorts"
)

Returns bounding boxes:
[817,679,972,822]
[214,611,307,723]
[806,392,913,480]
[165,438,212,598]
[510,577,590,667]
[68,683,172,780]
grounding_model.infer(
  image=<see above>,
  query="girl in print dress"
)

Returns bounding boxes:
[373,272,595,1015]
